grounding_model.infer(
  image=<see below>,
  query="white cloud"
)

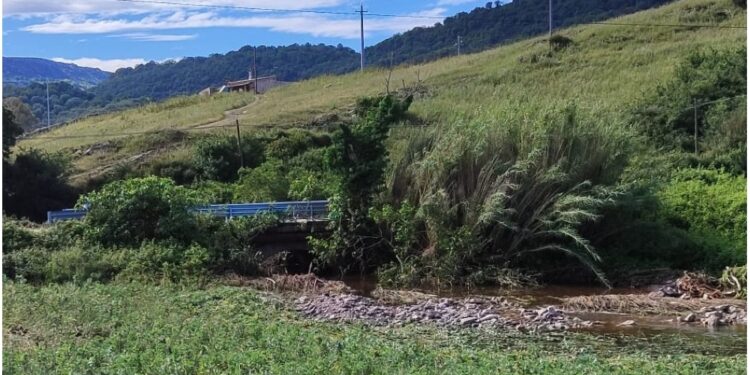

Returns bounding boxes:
[436,0,477,5]
[23,9,447,39]
[51,56,183,72]
[3,0,347,17]
[113,32,197,41]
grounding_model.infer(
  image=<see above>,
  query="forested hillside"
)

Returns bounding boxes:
[366,0,675,66]
[93,44,359,102]
[4,82,146,128]
[3,57,110,88]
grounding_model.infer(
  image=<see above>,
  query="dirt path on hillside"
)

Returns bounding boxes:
[67,95,262,184]
[192,95,261,130]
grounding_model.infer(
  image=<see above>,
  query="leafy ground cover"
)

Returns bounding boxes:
[3,281,746,375]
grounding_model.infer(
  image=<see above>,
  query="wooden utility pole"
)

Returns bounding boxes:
[235,119,245,168]
[253,46,259,95]
[693,98,699,155]
[46,80,51,127]
[358,2,367,71]
[548,0,553,38]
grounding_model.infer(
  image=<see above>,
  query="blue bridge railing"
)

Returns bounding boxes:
[47,200,329,224]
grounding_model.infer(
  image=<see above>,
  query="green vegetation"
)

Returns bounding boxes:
[4,281,745,374]
[367,0,672,67]
[2,1,747,371]
[11,0,747,286]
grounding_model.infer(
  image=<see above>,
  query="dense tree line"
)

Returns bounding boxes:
[4,81,151,127]
[92,44,360,102]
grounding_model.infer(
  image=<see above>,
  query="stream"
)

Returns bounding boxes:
[339,276,747,355]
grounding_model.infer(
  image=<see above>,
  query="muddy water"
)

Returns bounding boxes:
[341,276,748,355]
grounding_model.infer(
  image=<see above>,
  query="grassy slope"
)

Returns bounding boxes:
[4,281,745,374]
[19,0,746,180]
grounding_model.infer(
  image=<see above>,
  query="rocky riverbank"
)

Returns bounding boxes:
[295,293,599,332]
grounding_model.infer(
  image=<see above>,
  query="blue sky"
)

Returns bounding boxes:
[3,0,492,72]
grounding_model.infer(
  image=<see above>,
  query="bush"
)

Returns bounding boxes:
[657,168,746,269]
[45,245,128,283]
[196,214,279,275]
[2,218,37,253]
[194,135,265,182]
[3,246,49,282]
[549,34,573,50]
[3,149,77,222]
[233,159,290,202]
[631,47,746,151]
[119,241,210,284]
[80,177,199,247]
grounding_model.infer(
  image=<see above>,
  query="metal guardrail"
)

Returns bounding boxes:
[47,200,329,223]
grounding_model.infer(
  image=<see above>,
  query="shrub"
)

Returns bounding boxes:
[3,149,77,222]
[264,129,330,160]
[657,168,746,269]
[197,214,279,275]
[631,47,746,151]
[549,34,573,50]
[2,218,37,253]
[3,246,49,282]
[45,245,128,283]
[233,159,290,202]
[193,135,265,182]
[150,158,198,185]
[119,241,210,284]
[80,177,199,247]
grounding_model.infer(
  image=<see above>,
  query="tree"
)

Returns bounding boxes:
[3,97,39,130]
[311,95,412,273]
[2,107,23,159]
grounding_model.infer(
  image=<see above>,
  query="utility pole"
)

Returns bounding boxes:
[456,35,463,56]
[548,0,553,38]
[235,119,245,168]
[693,98,699,155]
[45,80,51,127]
[357,2,367,71]
[253,46,259,95]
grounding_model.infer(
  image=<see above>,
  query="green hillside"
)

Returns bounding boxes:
[22,0,744,172]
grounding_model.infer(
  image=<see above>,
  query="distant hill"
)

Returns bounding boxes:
[3,57,110,88]
[84,0,675,104]
[92,44,359,102]
[365,0,674,67]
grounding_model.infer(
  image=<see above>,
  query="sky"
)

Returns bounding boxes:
[2,0,493,72]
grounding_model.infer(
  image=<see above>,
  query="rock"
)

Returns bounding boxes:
[617,320,637,327]
[479,314,501,323]
[702,314,722,327]
[459,317,478,326]
[682,313,697,323]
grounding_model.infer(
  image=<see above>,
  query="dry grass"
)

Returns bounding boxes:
[562,294,745,315]
[223,273,354,294]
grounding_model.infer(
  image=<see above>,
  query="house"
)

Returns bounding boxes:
[199,70,289,96]
[222,75,278,93]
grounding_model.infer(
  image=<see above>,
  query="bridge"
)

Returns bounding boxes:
[47,201,331,268]
[47,200,330,224]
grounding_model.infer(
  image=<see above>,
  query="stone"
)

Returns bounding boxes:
[617,320,637,327]
[682,313,696,323]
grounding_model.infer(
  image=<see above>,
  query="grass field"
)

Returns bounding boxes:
[18,0,746,179]
[3,281,745,375]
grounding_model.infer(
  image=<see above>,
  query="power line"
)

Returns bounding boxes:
[116,0,444,19]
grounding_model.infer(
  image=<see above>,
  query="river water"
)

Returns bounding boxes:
[341,276,748,355]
